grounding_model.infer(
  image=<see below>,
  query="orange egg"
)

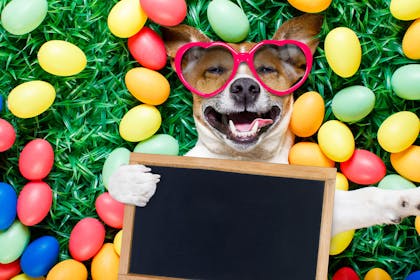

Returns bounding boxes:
[290,91,325,137]
[91,243,119,280]
[288,142,334,167]
[287,0,332,13]
[364,267,392,280]
[390,145,420,183]
[402,18,420,59]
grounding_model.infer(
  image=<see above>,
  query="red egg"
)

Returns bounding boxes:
[140,0,187,26]
[17,181,52,226]
[332,267,360,280]
[0,119,16,152]
[340,149,386,185]
[128,27,167,70]
[95,192,125,229]
[19,139,54,180]
[69,218,105,261]
[0,259,20,280]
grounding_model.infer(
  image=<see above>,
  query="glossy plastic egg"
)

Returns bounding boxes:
[391,145,420,183]
[21,236,59,278]
[325,27,361,78]
[19,139,54,180]
[38,41,86,76]
[8,81,55,119]
[46,259,87,280]
[403,19,420,60]
[207,0,250,43]
[288,142,334,167]
[290,91,325,137]
[318,120,355,162]
[364,268,391,280]
[119,104,162,142]
[390,0,420,20]
[140,0,187,26]
[332,267,359,280]
[377,111,419,153]
[125,67,170,105]
[107,0,147,38]
[378,174,416,190]
[0,259,20,280]
[0,221,30,264]
[95,192,124,229]
[415,216,420,235]
[11,274,45,280]
[391,64,420,100]
[336,172,349,191]
[128,27,167,70]
[330,229,355,255]
[287,0,332,13]
[0,119,16,152]
[17,181,52,226]
[0,0,47,35]
[340,149,386,185]
[91,243,119,280]
[69,218,105,261]
[332,86,375,123]
[134,134,179,155]
[102,147,130,189]
[0,182,17,230]
[0,95,3,111]
[407,271,420,280]
[113,230,123,256]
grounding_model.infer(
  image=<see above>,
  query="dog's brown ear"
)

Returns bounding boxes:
[272,14,323,54]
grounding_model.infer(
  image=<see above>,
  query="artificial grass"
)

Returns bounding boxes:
[0,0,419,279]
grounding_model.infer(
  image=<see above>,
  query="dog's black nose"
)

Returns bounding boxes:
[230,78,261,105]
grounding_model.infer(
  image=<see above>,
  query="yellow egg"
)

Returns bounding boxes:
[11,274,45,280]
[364,268,392,280]
[325,27,362,78]
[119,104,161,142]
[403,19,420,60]
[330,229,355,255]
[91,243,119,280]
[107,0,147,38]
[290,91,325,137]
[336,172,349,191]
[113,230,123,256]
[378,111,419,153]
[8,80,56,118]
[390,0,420,20]
[46,259,87,280]
[287,0,332,13]
[288,142,334,167]
[391,145,420,183]
[38,40,87,76]
[415,216,420,235]
[318,120,355,162]
[125,67,170,105]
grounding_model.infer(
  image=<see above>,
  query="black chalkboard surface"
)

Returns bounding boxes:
[119,153,336,280]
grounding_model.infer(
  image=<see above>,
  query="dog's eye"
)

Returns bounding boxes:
[206,66,226,75]
[256,66,277,74]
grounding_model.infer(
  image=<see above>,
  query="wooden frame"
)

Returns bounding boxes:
[119,153,336,280]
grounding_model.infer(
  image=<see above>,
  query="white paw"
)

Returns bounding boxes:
[108,164,160,207]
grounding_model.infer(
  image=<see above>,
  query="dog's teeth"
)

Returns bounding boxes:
[229,120,236,132]
[251,122,259,134]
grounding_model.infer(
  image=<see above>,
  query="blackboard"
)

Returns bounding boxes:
[119,153,336,280]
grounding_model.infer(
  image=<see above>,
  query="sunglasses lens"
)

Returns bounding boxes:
[180,46,234,96]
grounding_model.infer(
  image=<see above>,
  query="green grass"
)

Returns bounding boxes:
[0,0,419,279]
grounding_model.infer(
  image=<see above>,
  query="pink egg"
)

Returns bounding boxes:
[340,149,386,185]
[0,119,16,152]
[69,218,105,261]
[17,181,52,226]
[140,0,187,26]
[95,192,125,229]
[19,139,54,180]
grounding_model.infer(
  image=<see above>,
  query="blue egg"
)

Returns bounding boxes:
[21,236,59,277]
[0,95,3,112]
[0,182,17,230]
[407,271,420,280]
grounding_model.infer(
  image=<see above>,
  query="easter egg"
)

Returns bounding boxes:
[69,218,105,261]
[0,259,20,280]
[0,221,30,264]
[391,64,420,100]
[46,259,87,280]
[21,236,59,278]
[0,0,47,35]
[113,230,123,256]
[332,86,375,123]
[11,274,44,280]
[390,0,420,20]
[0,119,16,152]
[0,95,3,111]
[95,192,124,229]
[330,229,355,255]
[340,149,386,185]
[407,271,420,280]
[336,173,349,191]
[107,0,147,38]
[288,142,334,167]
[290,91,325,137]
[390,145,420,183]
[134,134,179,155]
[128,27,167,70]
[318,120,355,162]
[403,19,420,60]
[207,0,250,43]
[415,216,420,235]
[364,268,391,280]
[378,174,416,190]
[91,243,119,280]
[17,181,52,226]
[125,67,170,105]
[287,0,332,13]
[377,111,419,153]
[19,139,54,180]
[0,182,17,230]
[332,267,359,280]
[325,27,361,78]
[140,0,187,26]
[8,81,55,119]
[102,147,130,189]
[119,104,162,142]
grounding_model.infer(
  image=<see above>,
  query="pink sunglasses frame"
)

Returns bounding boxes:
[174,39,314,98]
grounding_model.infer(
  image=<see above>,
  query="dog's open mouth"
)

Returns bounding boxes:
[204,106,281,143]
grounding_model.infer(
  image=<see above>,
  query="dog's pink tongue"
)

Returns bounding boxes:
[234,118,273,132]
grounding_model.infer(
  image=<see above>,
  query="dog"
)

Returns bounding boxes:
[109,14,420,237]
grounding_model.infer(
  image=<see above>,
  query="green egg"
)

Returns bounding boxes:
[332,85,375,123]
[207,0,250,43]
[377,174,416,190]
[102,147,131,189]
[0,220,30,264]
[391,64,420,100]
[134,134,179,156]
